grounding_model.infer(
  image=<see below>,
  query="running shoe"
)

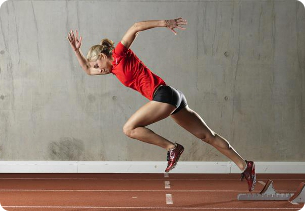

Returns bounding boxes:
[165,143,184,172]
[241,160,256,192]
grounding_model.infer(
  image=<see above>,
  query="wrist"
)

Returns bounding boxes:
[164,20,169,27]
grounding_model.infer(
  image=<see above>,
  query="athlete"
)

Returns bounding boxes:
[67,18,256,191]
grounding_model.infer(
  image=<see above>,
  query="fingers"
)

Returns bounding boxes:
[175,17,187,27]
[67,30,79,43]
[67,30,75,43]
[176,26,186,30]
[166,18,187,35]
[175,18,187,29]
[75,30,80,42]
[171,28,177,35]
[67,30,81,51]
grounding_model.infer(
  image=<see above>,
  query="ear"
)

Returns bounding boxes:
[100,53,107,59]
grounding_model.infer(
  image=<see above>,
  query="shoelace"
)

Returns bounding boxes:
[167,145,177,162]
[167,150,176,162]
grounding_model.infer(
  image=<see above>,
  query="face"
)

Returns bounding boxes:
[89,54,112,75]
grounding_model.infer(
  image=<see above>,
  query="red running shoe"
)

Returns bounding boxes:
[241,160,256,192]
[165,143,184,172]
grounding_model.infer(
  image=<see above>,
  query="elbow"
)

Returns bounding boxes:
[84,64,92,75]
[87,69,95,76]
[85,68,92,75]
[132,22,141,32]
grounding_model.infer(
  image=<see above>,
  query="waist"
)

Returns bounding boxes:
[153,85,166,98]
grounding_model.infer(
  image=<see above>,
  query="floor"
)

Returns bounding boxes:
[0,173,304,211]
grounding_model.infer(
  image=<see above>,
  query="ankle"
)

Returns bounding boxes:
[167,143,176,151]
[241,161,247,172]
[239,161,247,173]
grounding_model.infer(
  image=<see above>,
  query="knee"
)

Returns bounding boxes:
[201,133,231,150]
[123,124,135,138]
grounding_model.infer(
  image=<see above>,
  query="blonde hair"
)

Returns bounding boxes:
[87,39,115,62]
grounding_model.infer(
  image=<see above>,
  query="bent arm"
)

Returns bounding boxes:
[74,49,102,75]
[74,49,90,74]
[68,30,102,75]
[121,18,187,49]
[121,20,166,49]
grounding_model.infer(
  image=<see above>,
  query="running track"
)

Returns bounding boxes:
[0,173,304,210]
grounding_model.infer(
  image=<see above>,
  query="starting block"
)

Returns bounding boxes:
[237,180,305,204]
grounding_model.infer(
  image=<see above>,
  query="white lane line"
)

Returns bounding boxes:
[165,181,171,189]
[1,206,301,210]
[166,194,173,205]
[258,181,266,186]
[164,173,169,178]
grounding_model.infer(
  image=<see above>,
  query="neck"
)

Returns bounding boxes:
[109,56,114,67]
[107,56,114,71]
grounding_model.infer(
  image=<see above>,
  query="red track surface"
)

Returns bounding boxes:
[0,173,304,210]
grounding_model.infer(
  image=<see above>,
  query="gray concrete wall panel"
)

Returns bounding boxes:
[0,0,304,161]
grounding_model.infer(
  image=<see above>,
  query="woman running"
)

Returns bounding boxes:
[67,18,256,191]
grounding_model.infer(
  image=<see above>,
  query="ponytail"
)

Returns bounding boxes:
[100,38,114,50]
[87,38,115,62]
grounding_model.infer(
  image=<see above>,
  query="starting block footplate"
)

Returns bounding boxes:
[237,180,305,204]
[238,193,293,201]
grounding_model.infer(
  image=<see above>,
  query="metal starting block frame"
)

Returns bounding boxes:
[237,180,305,204]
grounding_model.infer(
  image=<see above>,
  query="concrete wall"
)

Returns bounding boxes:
[0,0,304,162]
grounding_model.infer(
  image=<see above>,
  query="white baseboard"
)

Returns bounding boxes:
[0,161,304,174]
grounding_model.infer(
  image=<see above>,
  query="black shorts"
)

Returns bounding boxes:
[152,85,188,114]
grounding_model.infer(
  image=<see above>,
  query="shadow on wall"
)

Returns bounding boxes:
[48,137,85,160]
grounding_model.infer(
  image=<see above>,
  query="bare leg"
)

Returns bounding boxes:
[171,106,247,171]
[123,101,177,151]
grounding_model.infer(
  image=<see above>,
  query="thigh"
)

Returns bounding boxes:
[125,101,176,129]
[171,106,215,138]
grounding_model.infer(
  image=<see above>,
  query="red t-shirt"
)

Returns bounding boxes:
[111,42,166,100]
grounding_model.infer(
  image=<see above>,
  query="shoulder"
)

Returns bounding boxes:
[114,42,135,58]
[114,42,127,53]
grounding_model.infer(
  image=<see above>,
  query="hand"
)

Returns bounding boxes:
[67,30,82,51]
[165,18,187,35]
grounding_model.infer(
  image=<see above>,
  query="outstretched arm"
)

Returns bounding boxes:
[121,18,187,49]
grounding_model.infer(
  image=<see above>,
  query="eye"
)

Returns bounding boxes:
[94,64,99,68]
